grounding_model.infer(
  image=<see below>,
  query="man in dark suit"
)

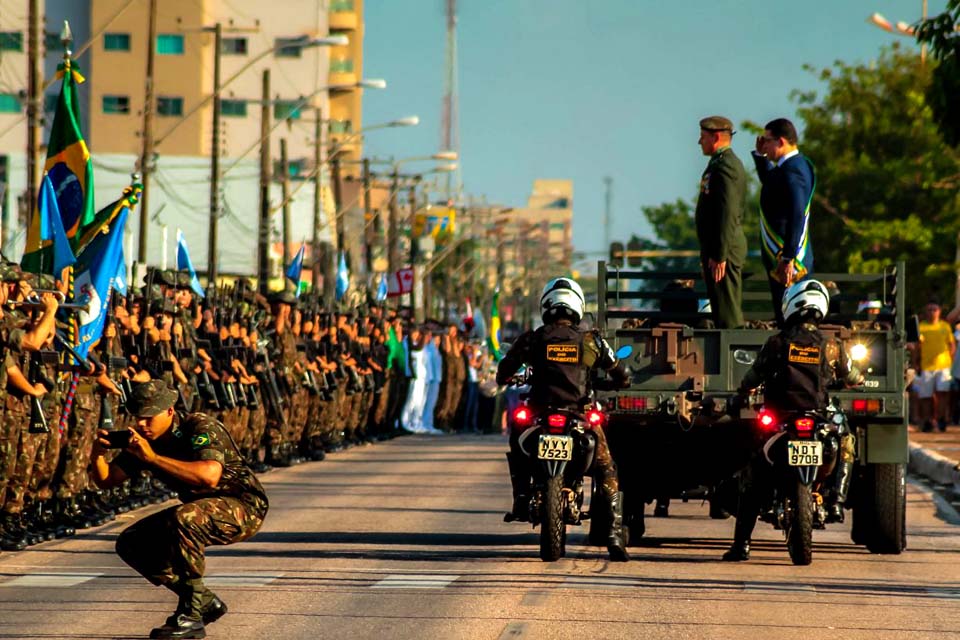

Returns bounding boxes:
[752,118,816,326]
[694,116,747,328]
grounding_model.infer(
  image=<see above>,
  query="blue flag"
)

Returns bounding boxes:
[286,242,305,297]
[376,273,388,301]
[37,174,76,275]
[176,229,205,298]
[72,207,128,358]
[335,251,349,301]
[114,245,128,296]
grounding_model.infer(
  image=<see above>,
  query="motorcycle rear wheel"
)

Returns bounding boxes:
[540,474,566,562]
[787,480,814,566]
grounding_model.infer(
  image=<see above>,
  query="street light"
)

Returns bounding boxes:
[867,3,928,63]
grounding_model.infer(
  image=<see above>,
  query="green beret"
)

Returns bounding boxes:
[699,115,734,132]
[125,380,178,417]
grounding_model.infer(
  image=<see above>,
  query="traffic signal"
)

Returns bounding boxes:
[609,242,624,268]
[627,237,643,267]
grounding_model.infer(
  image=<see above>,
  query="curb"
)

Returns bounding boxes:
[908,442,960,490]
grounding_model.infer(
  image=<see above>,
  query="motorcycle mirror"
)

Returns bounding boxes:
[615,345,633,359]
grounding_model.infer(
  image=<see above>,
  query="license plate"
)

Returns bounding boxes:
[538,435,573,461]
[787,440,822,466]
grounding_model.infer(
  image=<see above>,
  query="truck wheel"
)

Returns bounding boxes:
[865,463,907,555]
[588,479,611,547]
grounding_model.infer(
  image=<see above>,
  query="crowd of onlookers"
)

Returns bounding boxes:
[909,299,960,432]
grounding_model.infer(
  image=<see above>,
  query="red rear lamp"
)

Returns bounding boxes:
[852,399,867,412]
[512,407,532,426]
[795,417,814,434]
[758,410,776,429]
[586,410,605,426]
[617,396,648,411]
[548,414,566,427]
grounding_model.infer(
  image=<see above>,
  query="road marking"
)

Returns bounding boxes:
[205,572,283,587]
[563,575,642,590]
[498,622,528,639]
[371,574,459,589]
[520,590,550,606]
[744,582,816,595]
[1,572,103,587]
[925,588,960,600]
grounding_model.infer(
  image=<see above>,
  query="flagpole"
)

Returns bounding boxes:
[161,224,168,270]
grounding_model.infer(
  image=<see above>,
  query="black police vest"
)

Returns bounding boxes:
[766,326,826,412]
[528,324,588,410]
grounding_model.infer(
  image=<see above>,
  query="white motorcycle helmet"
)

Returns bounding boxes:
[781,279,830,325]
[540,277,585,325]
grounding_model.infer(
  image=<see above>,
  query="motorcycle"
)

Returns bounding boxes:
[751,401,850,565]
[511,400,608,561]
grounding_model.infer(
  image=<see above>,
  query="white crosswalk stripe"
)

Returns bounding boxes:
[563,576,642,590]
[372,574,459,589]
[205,572,284,587]
[1,572,104,587]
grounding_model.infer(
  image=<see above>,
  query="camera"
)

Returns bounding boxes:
[104,430,132,449]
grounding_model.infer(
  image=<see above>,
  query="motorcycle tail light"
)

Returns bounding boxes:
[512,407,532,427]
[586,410,605,426]
[758,409,777,430]
[794,417,814,435]
[548,414,566,427]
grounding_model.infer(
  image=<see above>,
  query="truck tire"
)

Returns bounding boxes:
[587,479,611,547]
[540,474,566,562]
[865,463,907,555]
[787,480,814,566]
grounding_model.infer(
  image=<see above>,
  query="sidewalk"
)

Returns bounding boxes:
[909,424,960,488]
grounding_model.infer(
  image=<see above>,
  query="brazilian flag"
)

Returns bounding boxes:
[487,289,502,362]
[21,58,96,274]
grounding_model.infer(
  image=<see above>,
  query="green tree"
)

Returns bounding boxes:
[793,44,960,309]
[916,0,960,145]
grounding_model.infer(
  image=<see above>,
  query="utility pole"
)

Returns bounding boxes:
[322,154,343,307]
[408,184,421,319]
[312,108,323,294]
[361,158,372,274]
[25,0,41,228]
[280,137,290,269]
[138,0,158,263]
[603,175,613,252]
[256,69,271,294]
[388,170,400,274]
[207,22,223,282]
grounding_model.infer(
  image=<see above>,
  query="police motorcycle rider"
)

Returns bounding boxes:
[496,277,631,562]
[723,279,863,561]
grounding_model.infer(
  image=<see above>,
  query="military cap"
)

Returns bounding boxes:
[699,115,734,132]
[149,299,178,315]
[175,272,194,290]
[125,380,178,417]
[268,290,297,306]
[0,261,22,283]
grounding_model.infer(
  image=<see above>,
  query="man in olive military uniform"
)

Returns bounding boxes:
[695,115,748,329]
[89,381,268,639]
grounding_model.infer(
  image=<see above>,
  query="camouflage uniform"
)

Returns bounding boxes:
[114,411,268,588]
[0,310,26,508]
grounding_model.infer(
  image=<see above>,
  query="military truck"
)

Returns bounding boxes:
[590,261,910,555]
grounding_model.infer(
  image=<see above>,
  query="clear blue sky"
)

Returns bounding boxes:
[362,1,944,267]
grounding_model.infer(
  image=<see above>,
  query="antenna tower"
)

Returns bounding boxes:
[441,0,461,201]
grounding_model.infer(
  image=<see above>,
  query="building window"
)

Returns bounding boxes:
[330,0,354,10]
[0,32,23,52]
[221,99,247,117]
[328,119,352,134]
[43,94,58,113]
[44,32,63,52]
[102,95,130,114]
[329,58,353,73]
[274,100,301,121]
[157,96,183,117]
[104,33,131,51]
[0,93,21,113]
[157,34,184,55]
[221,37,247,55]
[275,36,309,58]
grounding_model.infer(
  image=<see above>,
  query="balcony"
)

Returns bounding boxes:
[328,57,356,86]
[329,0,358,30]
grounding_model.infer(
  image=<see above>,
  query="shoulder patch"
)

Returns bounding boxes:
[788,343,821,364]
[191,433,211,449]
[546,344,579,364]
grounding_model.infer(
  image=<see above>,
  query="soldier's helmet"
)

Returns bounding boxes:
[540,277,585,325]
[782,279,830,325]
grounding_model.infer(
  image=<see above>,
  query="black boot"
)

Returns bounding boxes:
[827,458,854,524]
[723,506,757,561]
[150,581,206,639]
[0,513,27,551]
[503,452,531,522]
[607,492,629,562]
[38,500,75,538]
[199,589,228,626]
[722,540,751,561]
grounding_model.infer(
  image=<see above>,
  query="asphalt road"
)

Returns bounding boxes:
[0,434,958,640]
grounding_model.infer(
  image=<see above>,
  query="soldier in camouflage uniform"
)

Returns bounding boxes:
[90,380,268,639]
